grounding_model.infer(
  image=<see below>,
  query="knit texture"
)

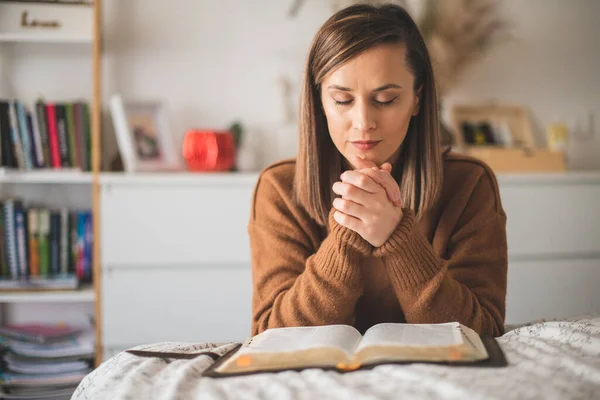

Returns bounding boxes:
[249,152,508,337]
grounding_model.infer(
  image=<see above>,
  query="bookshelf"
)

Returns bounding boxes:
[0,169,92,184]
[0,288,94,303]
[0,33,92,44]
[0,0,103,369]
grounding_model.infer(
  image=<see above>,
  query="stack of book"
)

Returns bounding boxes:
[0,323,94,399]
[0,199,93,290]
[0,99,92,172]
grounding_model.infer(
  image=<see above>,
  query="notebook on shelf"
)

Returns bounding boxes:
[202,322,507,378]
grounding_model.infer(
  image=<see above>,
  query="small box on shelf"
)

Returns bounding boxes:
[448,104,566,173]
[0,0,93,44]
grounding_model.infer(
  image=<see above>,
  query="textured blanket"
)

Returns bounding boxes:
[73,316,600,400]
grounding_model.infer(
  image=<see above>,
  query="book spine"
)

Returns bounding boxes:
[35,100,50,168]
[65,103,79,168]
[15,102,33,170]
[0,101,13,167]
[38,209,50,277]
[15,203,28,278]
[50,211,60,275]
[55,104,70,168]
[28,208,39,277]
[25,110,39,168]
[29,106,45,168]
[8,102,26,170]
[69,211,78,274]
[0,202,5,278]
[4,201,18,279]
[84,211,92,282]
[60,208,69,275]
[82,102,91,171]
[73,103,85,171]
[76,212,85,280]
[45,104,61,169]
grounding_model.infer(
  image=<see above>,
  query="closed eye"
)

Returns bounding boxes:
[375,97,397,106]
[334,99,352,106]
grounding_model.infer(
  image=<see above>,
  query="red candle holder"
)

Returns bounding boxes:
[182,130,236,172]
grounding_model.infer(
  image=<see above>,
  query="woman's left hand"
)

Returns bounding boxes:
[332,167,403,248]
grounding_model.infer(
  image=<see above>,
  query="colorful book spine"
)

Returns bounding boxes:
[15,102,33,170]
[82,102,91,171]
[70,212,78,274]
[73,103,85,171]
[49,212,60,275]
[38,209,50,277]
[45,104,61,169]
[84,211,92,282]
[15,203,28,278]
[60,208,69,275]
[0,101,10,167]
[8,102,26,170]
[0,203,6,278]
[28,208,40,277]
[35,100,50,168]
[3,200,18,279]
[28,107,45,168]
[55,104,70,168]
[65,103,79,168]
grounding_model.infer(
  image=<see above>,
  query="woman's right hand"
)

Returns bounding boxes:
[348,156,402,208]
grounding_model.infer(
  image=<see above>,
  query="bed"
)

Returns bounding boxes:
[71,315,600,400]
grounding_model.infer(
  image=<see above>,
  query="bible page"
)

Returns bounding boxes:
[238,325,362,357]
[356,322,463,352]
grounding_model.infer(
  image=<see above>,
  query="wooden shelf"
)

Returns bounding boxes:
[0,288,94,303]
[497,170,600,186]
[0,169,92,184]
[0,33,92,44]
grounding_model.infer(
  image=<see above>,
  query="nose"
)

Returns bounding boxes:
[352,101,376,133]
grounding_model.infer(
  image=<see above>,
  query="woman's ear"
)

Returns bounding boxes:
[412,86,422,116]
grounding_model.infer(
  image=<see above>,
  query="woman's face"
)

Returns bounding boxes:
[320,43,420,169]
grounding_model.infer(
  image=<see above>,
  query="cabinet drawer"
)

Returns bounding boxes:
[101,183,254,266]
[500,182,600,256]
[101,266,252,348]
[506,258,600,324]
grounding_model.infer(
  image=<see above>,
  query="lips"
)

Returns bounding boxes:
[351,140,381,151]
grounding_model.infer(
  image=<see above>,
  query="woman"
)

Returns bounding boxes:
[249,3,507,337]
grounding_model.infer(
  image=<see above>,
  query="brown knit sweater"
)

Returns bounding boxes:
[249,152,508,337]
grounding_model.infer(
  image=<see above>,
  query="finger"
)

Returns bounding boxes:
[380,162,392,173]
[332,182,372,206]
[340,170,382,193]
[357,168,402,207]
[333,210,363,234]
[350,154,377,170]
[333,197,366,219]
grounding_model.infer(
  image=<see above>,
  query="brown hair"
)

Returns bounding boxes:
[294,3,443,225]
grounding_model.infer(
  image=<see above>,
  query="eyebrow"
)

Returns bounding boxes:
[327,83,403,92]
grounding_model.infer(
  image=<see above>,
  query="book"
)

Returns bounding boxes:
[0,324,83,345]
[203,322,507,377]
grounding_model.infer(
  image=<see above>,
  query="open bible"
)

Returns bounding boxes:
[204,322,507,377]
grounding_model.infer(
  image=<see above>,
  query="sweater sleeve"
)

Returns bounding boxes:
[249,173,372,336]
[373,170,508,337]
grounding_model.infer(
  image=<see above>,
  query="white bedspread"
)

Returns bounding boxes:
[72,316,600,400]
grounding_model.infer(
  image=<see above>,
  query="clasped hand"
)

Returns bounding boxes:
[332,156,404,247]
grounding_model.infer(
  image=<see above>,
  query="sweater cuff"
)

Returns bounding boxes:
[328,209,373,257]
[373,209,445,290]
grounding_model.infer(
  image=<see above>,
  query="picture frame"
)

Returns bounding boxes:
[109,94,183,173]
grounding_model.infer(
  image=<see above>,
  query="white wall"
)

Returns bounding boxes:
[98,0,600,170]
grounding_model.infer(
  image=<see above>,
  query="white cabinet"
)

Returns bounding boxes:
[99,171,600,357]
[99,173,257,358]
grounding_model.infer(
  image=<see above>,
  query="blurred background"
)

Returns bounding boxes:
[0,0,598,394]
